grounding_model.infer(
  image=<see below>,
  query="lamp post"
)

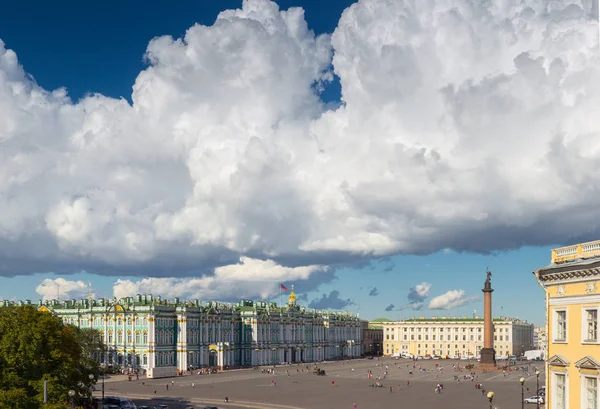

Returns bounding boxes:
[520,377,526,409]
[68,389,75,408]
[535,369,540,409]
[487,391,494,409]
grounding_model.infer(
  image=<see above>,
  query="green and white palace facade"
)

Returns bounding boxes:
[7,287,362,377]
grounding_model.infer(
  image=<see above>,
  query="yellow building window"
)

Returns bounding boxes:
[585,309,598,342]
[586,377,598,409]
[555,310,567,341]
[556,373,566,409]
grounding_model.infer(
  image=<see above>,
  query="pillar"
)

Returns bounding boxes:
[479,270,496,367]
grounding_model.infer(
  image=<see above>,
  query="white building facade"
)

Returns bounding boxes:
[378,316,534,358]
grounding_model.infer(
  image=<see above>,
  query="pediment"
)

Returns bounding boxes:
[38,305,51,313]
[548,354,570,367]
[575,356,600,370]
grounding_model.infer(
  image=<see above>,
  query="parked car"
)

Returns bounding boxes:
[524,396,545,404]
[203,406,219,409]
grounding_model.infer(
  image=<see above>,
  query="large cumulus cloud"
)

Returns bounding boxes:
[0,0,599,280]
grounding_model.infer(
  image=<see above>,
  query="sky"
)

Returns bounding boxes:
[0,0,598,327]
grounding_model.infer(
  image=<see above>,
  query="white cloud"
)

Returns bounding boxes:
[36,277,94,301]
[428,289,477,310]
[0,0,599,278]
[405,281,432,310]
[112,256,328,301]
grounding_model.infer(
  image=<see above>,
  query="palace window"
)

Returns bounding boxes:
[585,309,598,342]
[135,332,140,344]
[554,309,567,342]
[127,333,132,344]
[142,332,148,344]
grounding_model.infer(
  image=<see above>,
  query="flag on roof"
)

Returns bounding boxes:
[280,284,288,291]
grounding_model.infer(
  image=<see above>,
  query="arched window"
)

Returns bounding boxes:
[142,331,148,344]
[143,354,148,366]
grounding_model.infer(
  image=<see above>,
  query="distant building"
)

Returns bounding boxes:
[6,286,362,377]
[377,316,533,358]
[362,319,384,356]
[534,240,600,409]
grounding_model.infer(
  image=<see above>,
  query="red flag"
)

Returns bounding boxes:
[280,284,288,291]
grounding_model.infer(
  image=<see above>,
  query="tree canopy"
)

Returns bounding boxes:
[0,306,99,408]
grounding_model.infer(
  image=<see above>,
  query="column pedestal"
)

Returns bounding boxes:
[479,347,496,368]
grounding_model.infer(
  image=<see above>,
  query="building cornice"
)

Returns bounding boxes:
[535,267,600,284]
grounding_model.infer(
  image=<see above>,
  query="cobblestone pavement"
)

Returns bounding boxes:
[101,358,546,409]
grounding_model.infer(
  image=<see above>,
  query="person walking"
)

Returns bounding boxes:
[192,382,195,388]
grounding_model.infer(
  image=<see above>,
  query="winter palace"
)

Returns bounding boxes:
[7,286,362,377]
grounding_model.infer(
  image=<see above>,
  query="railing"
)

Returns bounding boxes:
[552,240,600,264]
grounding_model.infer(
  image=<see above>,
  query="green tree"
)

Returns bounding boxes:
[0,306,98,408]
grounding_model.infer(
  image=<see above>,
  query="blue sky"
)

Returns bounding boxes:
[0,0,597,328]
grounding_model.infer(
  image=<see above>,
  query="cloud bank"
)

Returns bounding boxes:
[0,0,599,280]
[36,278,94,301]
[113,257,328,301]
[368,287,379,297]
[308,290,354,310]
[428,289,477,310]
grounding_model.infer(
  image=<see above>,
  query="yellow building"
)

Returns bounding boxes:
[374,316,533,358]
[534,240,600,409]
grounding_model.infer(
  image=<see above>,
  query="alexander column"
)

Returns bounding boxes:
[479,270,496,367]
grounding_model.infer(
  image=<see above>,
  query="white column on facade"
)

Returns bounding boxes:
[148,314,156,370]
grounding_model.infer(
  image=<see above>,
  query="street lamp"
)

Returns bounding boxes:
[520,377,526,409]
[487,391,494,409]
[68,389,75,408]
[535,369,540,409]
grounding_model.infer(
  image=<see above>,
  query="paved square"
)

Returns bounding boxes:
[101,358,546,409]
